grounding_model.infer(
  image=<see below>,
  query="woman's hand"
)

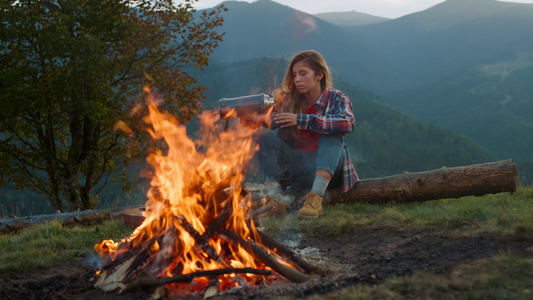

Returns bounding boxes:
[274,113,298,128]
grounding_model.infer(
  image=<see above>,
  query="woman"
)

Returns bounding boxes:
[253,50,358,218]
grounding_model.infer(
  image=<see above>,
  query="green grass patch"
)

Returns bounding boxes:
[0,219,132,273]
[262,186,533,238]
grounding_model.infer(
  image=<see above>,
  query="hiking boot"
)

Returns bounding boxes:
[297,192,323,219]
[252,196,287,219]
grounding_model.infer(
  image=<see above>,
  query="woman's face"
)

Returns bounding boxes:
[292,61,323,96]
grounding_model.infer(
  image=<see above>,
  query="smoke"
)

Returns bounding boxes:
[82,252,103,270]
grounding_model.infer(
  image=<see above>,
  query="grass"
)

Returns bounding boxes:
[262,186,533,239]
[0,219,132,274]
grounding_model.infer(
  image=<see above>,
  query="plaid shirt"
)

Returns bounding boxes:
[297,88,359,192]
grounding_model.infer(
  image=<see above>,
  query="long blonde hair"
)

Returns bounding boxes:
[273,50,333,113]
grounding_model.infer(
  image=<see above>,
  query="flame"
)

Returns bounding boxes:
[95,92,273,286]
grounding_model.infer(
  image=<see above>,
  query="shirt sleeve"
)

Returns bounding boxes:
[296,91,355,135]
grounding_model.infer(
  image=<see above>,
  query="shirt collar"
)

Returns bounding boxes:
[316,88,329,106]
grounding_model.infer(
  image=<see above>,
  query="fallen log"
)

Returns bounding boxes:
[0,207,131,233]
[326,159,519,205]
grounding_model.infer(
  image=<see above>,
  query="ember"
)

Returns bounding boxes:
[94,93,316,296]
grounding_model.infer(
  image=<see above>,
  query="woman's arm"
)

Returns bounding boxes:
[297,91,355,135]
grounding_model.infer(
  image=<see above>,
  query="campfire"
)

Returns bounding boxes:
[94,94,318,296]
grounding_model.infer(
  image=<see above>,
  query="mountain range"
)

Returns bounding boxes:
[314,10,389,26]
[199,0,533,178]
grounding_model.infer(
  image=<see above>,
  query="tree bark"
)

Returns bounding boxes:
[326,159,519,205]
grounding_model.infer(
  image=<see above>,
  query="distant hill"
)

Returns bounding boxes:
[346,0,533,163]
[348,0,533,92]
[206,0,396,88]
[314,11,389,26]
[189,58,495,178]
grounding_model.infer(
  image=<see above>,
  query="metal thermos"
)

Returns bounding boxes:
[218,93,274,119]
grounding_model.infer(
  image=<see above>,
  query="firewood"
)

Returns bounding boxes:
[119,268,272,294]
[202,204,233,239]
[175,215,221,262]
[253,229,325,274]
[133,227,183,278]
[219,230,310,283]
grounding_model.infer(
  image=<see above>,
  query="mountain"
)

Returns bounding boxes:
[207,0,397,89]
[314,11,389,26]
[348,0,533,92]
[345,0,533,162]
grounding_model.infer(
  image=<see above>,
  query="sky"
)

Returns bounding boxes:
[192,0,533,19]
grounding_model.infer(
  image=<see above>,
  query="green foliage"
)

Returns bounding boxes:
[0,0,225,212]
[0,219,132,273]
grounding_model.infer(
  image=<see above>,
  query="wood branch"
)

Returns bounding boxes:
[120,268,272,294]
[0,207,130,233]
[100,227,165,271]
[326,159,519,205]
[252,229,324,274]
[219,230,310,283]
[96,237,161,291]
[175,215,221,262]
[202,204,233,239]
[133,227,183,278]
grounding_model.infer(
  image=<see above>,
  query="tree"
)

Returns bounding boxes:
[0,0,226,212]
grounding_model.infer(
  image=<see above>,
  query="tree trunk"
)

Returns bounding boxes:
[325,159,519,205]
[64,174,83,212]
[46,166,63,212]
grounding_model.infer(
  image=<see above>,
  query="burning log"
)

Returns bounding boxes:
[95,231,171,291]
[325,159,519,205]
[252,229,325,274]
[120,268,272,294]
[219,230,310,283]
[175,214,222,263]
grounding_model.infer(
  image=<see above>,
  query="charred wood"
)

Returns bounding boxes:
[175,215,221,263]
[202,204,233,239]
[219,230,310,283]
[253,229,324,274]
[120,268,272,294]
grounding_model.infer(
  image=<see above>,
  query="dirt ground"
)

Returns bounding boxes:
[1,227,532,300]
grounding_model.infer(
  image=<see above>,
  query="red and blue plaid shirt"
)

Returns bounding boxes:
[296,88,359,192]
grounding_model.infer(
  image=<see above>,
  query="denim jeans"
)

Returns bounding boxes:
[256,131,344,189]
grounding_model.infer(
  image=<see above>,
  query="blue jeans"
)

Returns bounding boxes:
[256,131,344,189]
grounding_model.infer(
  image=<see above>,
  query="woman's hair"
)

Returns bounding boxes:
[274,50,333,114]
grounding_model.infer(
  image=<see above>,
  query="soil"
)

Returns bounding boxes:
[1,227,532,300]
